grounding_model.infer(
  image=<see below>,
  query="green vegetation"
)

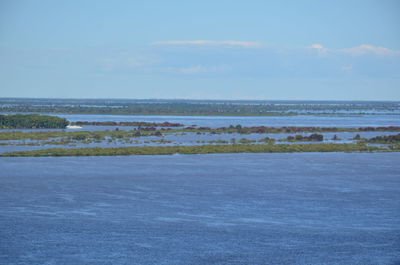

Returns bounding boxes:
[239,138,256,144]
[367,133,400,144]
[2,127,400,144]
[1,143,386,157]
[0,114,68,129]
[284,133,324,142]
[178,125,400,135]
[196,140,229,144]
[258,137,275,143]
[0,130,155,141]
[0,128,174,146]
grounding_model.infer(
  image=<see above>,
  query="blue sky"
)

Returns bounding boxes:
[0,0,399,100]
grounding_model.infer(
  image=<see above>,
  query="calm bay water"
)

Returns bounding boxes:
[1,153,399,265]
[57,113,400,128]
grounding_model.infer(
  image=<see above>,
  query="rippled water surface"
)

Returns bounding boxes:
[1,153,400,265]
[58,113,400,128]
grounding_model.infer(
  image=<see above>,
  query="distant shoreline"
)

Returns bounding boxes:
[2,111,399,117]
[1,98,399,117]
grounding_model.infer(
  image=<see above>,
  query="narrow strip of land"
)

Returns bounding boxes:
[2,143,391,157]
[1,126,400,141]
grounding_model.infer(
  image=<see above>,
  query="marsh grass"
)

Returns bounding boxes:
[2,142,387,157]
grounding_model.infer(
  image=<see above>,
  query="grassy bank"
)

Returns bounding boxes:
[1,126,400,141]
[0,130,155,140]
[1,143,387,157]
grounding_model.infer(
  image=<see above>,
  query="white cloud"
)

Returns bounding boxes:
[341,44,400,56]
[152,40,263,48]
[310,44,324,49]
[307,44,400,57]
[308,43,329,56]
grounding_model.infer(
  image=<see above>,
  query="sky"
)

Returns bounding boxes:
[0,0,399,100]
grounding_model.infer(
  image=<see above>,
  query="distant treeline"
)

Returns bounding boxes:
[72,121,184,127]
[0,114,69,129]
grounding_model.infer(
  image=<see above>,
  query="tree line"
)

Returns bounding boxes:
[0,114,69,129]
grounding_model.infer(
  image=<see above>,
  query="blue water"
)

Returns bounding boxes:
[58,113,400,128]
[1,153,399,265]
[1,113,396,129]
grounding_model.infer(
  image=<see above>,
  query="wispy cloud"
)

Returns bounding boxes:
[152,40,263,48]
[308,43,329,56]
[99,54,160,72]
[180,65,230,74]
[91,42,399,77]
[341,44,400,56]
[152,41,399,57]
[306,44,400,57]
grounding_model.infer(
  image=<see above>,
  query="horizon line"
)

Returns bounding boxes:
[0,97,399,103]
